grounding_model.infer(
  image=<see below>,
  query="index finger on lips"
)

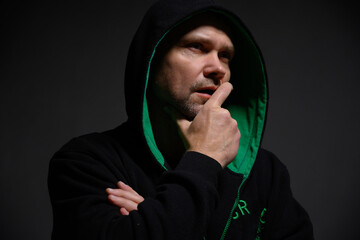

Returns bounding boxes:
[205,82,233,107]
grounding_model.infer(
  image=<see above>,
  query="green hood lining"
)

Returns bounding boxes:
[142,10,267,176]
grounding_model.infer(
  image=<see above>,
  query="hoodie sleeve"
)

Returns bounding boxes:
[48,136,223,240]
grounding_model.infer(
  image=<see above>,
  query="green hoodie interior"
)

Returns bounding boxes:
[142,10,267,177]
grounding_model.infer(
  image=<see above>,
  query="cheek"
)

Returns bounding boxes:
[154,50,204,99]
[163,58,195,87]
[153,62,186,100]
[168,50,201,75]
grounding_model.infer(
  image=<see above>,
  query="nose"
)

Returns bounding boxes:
[203,52,227,84]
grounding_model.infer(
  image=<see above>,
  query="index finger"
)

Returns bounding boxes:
[205,82,233,107]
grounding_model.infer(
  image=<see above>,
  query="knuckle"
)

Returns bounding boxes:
[236,130,241,140]
[222,109,231,117]
[231,118,238,126]
[217,108,230,119]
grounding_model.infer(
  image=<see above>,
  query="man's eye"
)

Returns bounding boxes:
[188,43,202,50]
[219,52,233,62]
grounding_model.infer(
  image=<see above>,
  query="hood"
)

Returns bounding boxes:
[124,0,268,177]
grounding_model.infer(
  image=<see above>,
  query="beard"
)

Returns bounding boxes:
[150,78,215,121]
[174,80,216,120]
[172,97,203,121]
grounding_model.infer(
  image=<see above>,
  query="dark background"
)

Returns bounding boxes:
[1,0,359,239]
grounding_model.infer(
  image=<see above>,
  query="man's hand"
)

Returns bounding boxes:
[106,181,144,215]
[176,82,240,168]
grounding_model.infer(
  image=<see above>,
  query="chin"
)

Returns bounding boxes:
[181,104,203,120]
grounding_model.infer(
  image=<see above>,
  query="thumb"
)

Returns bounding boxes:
[176,117,191,135]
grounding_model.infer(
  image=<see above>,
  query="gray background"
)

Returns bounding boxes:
[1,0,359,239]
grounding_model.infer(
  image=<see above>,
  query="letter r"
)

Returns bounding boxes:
[238,200,250,216]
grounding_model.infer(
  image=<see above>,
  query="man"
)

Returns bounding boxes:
[48,0,314,239]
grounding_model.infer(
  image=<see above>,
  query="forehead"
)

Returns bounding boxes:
[162,12,235,49]
[178,24,234,48]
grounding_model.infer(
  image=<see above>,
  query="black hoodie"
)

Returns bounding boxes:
[48,0,314,239]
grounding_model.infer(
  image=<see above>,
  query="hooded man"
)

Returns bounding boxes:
[48,0,314,239]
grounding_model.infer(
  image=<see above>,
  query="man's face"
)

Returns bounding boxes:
[151,24,234,119]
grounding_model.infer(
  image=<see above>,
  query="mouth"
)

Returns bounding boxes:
[195,86,217,98]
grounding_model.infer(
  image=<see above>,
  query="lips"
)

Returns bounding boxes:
[195,86,217,95]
